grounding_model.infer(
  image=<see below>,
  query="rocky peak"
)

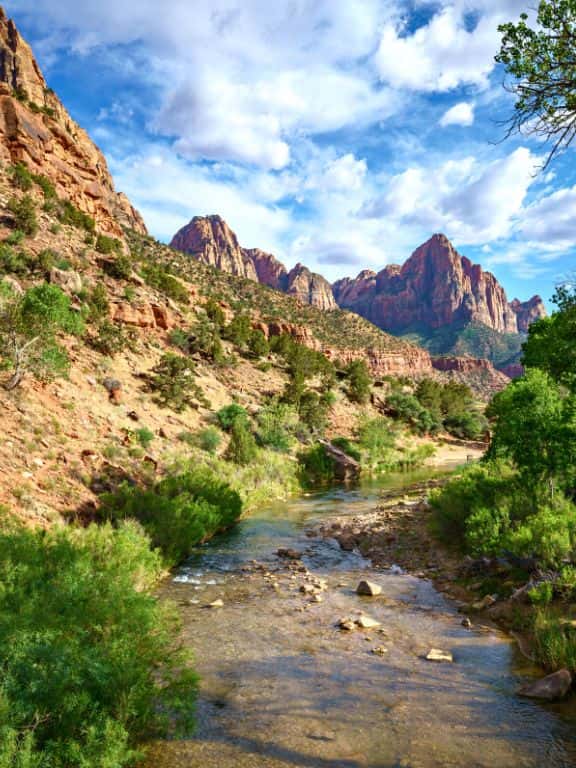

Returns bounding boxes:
[171,215,337,310]
[285,263,338,311]
[336,233,544,337]
[510,295,546,333]
[0,8,146,236]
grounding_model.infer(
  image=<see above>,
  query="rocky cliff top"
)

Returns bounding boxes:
[0,6,146,236]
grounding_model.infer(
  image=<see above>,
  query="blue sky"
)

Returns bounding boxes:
[6,0,576,308]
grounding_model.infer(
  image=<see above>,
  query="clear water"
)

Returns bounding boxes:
[146,470,576,768]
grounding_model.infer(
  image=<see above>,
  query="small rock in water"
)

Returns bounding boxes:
[276,547,302,560]
[426,648,453,663]
[371,646,389,656]
[300,584,318,595]
[311,595,323,603]
[337,618,356,631]
[356,580,382,597]
[355,615,381,629]
[518,669,572,701]
[207,599,224,609]
[461,617,473,629]
[472,594,497,611]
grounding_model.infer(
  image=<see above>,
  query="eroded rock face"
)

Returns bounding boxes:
[0,8,146,237]
[510,296,546,333]
[285,264,337,311]
[334,234,545,335]
[170,215,338,310]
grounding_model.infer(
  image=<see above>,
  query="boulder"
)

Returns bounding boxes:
[276,548,302,560]
[356,580,382,597]
[426,648,453,663]
[518,669,572,701]
[50,267,82,294]
[355,615,381,629]
[337,618,356,631]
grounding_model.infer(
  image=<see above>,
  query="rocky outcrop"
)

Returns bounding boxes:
[333,234,545,337]
[285,264,337,311]
[510,296,546,333]
[171,215,338,310]
[111,301,172,330]
[498,363,524,379]
[432,355,511,396]
[0,8,146,237]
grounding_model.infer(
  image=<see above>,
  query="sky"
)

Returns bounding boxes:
[6,0,576,307]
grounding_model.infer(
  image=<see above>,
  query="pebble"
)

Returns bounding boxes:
[207,599,224,609]
[426,648,453,663]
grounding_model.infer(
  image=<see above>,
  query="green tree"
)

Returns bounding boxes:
[204,298,225,328]
[487,368,576,498]
[0,283,84,389]
[226,419,258,465]
[345,359,371,404]
[496,1,576,167]
[247,329,270,358]
[223,313,252,346]
[7,195,37,236]
[523,285,576,390]
[149,353,206,411]
[216,403,249,431]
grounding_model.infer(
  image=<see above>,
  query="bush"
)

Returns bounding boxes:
[533,609,576,672]
[8,163,33,191]
[0,283,84,388]
[298,389,331,434]
[0,243,30,275]
[32,173,57,200]
[0,521,197,766]
[386,391,439,435]
[142,265,189,303]
[58,200,95,233]
[256,400,297,452]
[298,444,335,486]
[103,254,132,280]
[223,313,252,346]
[195,427,222,454]
[444,411,488,441]
[149,353,206,411]
[331,436,362,462]
[86,283,110,321]
[247,329,270,358]
[89,321,130,356]
[356,416,398,471]
[7,195,38,236]
[217,403,249,431]
[100,469,242,564]
[226,419,258,465]
[135,427,155,450]
[96,234,122,255]
[345,359,371,404]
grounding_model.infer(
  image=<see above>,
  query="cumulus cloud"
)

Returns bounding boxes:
[519,186,576,249]
[362,148,539,244]
[440,102,475,127]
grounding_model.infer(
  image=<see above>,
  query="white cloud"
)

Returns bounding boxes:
[374,4,519,93]
[440,101,475,127]
[362,147,539,244]
[519,185,576,249]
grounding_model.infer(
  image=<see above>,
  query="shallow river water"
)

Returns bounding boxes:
[145,470,576,768]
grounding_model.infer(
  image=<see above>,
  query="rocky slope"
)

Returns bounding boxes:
[0,7,146,236]
[170,215,337,310]
[333,234,545,338]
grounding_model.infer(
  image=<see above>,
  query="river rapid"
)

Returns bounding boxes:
[145,469,576,768]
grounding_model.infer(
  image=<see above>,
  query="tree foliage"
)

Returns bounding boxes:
[496,1,576,167]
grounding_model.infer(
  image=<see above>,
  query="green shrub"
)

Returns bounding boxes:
[103,254,132,280]
[386,391,439,435]
[89,321,130,356]
[345,359,371,404]
[256,400,297,452]
[217,403,249,431]
[331,436,362,462]
[298,444,335,486]
[356,416,398,471]
[528,582,554,606]
[0,243,30,275]
[32,173,57,200]
[195,427,222,454]
[533,609,576,672]
[96,234,122,255]
[86,283,110,321]
[141,265,189,303]
[247,329,270,358]
[100,469,242,564]
[135,427,155,450]
[298,389,331,434]
[226,419,258,465]
[58,200,95,233]
[0,521,197,765]
[8,163,33,191]
[7,196,37,236]
[444,411,488,440]
[4,229,25,246]
[223,313,252,346]
[204,298,225,327]
[149,353,206,411]
[505,496,576,567]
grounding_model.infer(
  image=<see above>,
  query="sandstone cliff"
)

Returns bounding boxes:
[0,8,146,237]
[170,215,337,310]
[333,234,545,337]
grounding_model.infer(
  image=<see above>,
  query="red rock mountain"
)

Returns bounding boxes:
[0,8,146,236]
[332,234,545,336]
[170,215,338,310]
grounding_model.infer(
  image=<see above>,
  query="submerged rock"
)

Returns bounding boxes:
[518,669,572,701]
[356,580,383,597]
[426,648,453,663]
[356,615,381,629]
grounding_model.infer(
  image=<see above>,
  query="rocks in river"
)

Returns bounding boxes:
[207,599,224,608]
[461,617,473,629]
[425,648,453,663]
[337,618,356,631]
[311,595,323,603]
[300,584,318,595]
[338,534,357,552]
[518,669,572,701]
[356,579,382,597]
[471,594,497,611]
[276,547,302,560]
[371,646,388,656]
[356,615,381,629]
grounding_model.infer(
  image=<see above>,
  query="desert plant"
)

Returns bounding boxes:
[7,196,37,236]
[149,353,206,411]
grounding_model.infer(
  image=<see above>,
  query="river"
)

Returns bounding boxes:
[145,469,576,768]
